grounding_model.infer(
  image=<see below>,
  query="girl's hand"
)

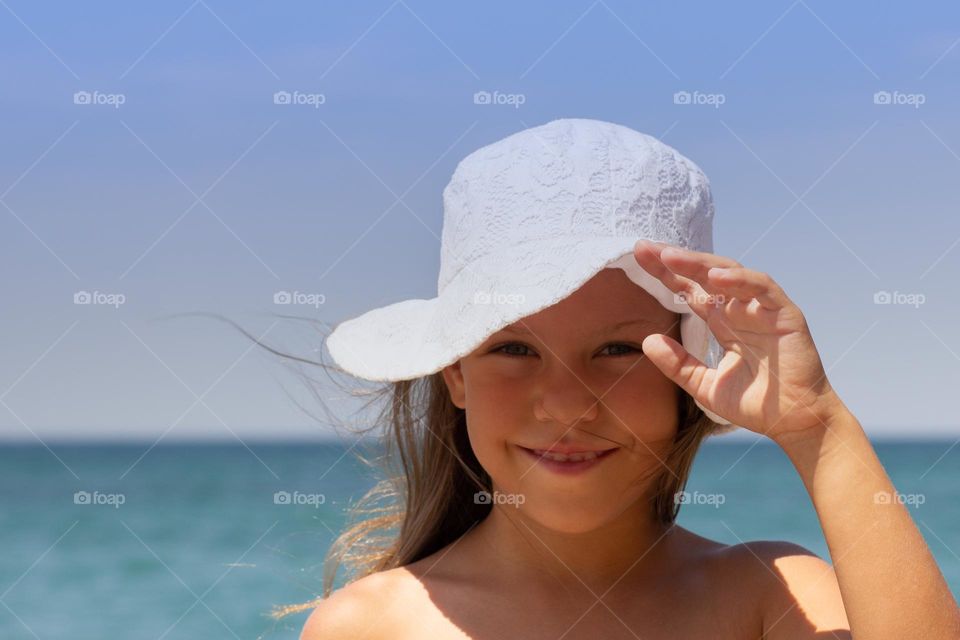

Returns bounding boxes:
[632,239,848,444]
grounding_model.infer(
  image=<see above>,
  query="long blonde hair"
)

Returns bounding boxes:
[260,319,732,620]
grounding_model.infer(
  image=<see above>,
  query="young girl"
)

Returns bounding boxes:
[281,119,958,639]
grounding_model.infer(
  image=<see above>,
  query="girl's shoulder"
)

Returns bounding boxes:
[299,567,436,640]
[300,532,848,640]
[650,527,848,638]
[704,535,849,638]
[678,526,827,577]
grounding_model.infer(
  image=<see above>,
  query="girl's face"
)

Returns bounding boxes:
[441,267,683,533]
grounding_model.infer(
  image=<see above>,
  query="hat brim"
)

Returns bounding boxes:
[326,236,734,428]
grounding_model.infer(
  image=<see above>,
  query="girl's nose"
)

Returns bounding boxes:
[533,367,601,427]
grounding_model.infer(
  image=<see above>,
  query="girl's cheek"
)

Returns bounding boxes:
[602,382,679,440]
[469,374,529,415]
[464,388,529,466]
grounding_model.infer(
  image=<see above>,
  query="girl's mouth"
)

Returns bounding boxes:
[517,445,619,475]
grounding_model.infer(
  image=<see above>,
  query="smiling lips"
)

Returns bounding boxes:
[518,445,620,474]
[528,447,616,462]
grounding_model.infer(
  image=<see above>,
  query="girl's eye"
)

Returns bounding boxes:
[492,343,534,357]
[491,343,640,358]
[600,343,641,357]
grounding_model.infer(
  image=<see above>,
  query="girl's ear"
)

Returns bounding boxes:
[441,362,466,409]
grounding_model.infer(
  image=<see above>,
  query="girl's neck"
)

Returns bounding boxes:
[464,498,677,595]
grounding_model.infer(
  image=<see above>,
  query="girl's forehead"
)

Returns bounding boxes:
[499,316,660,336]
[494,314,686,349]
[505,271,675,328]
[481,266,679,344]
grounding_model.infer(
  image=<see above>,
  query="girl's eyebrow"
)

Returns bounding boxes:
[599,318,657,333]
[499,318,655,336]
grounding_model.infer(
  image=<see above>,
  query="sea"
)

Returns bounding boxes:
[0,439,957,639]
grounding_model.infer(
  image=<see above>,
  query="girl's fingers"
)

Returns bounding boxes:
[656,244,742,295]
[641,332,715,409]
[706,267,790,311]
[706,299,781,347]
[642,240,790,312]
[633,241,718,321]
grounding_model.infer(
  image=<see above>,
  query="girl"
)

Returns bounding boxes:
[279,119,958,639]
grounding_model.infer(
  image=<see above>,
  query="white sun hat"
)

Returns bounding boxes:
[326,118,733,427]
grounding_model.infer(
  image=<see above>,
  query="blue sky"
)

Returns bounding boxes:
[2,0,960,441]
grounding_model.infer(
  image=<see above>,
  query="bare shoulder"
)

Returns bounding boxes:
[299,568,420,640]
[713,539,850,639]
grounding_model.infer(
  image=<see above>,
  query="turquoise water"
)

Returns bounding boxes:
[0,440,956,639]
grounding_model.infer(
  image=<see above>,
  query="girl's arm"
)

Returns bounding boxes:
[631,239,960,639]
[773,405,959,640]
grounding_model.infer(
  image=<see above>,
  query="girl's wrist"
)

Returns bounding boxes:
[772,398,861,462]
